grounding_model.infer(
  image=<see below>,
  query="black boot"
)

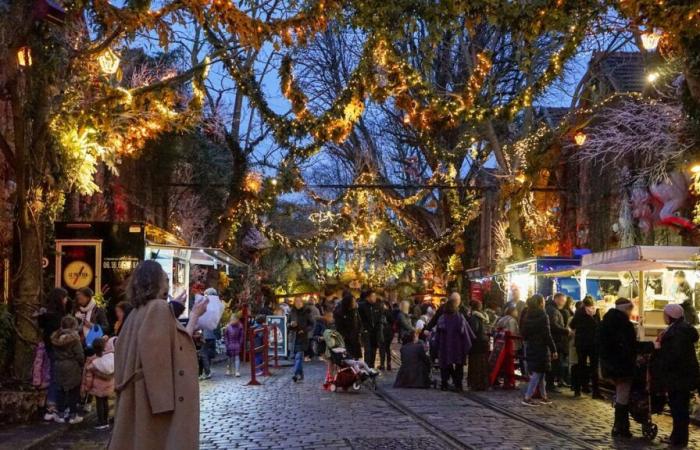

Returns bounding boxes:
[612,404,632,438]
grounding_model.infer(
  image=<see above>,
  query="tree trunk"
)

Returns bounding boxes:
[12,207,43,380]
[507,202,527,261]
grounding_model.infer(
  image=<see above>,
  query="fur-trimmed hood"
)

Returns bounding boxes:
[50,329,81,348]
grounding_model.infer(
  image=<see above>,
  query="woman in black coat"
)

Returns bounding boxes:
[394,332,431,388]
[569,296,601,398]
[521,294,557,405]
[334,293,363,359]
[598,298,637,438]
[655,304,700,447]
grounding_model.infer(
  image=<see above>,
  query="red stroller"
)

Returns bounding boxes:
[326,348,378,392]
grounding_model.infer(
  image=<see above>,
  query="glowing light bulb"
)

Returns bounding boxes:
[641,31,662,51]
[574,131,587,146]
[646,71,660,83]
[98,49,120,74]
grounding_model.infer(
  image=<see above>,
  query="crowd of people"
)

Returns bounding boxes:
[31,263,700,449]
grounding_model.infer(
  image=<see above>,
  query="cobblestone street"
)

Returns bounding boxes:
[12,355,698,450]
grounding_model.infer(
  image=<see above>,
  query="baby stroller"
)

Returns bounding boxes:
[327,348,378,392]
[627,342,658,440]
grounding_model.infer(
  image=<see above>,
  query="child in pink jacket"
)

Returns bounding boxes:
[81,336,115,429]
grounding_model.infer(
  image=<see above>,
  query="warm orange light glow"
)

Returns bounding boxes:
[641,31,662,51]
[574,131,587,146]
[17,47,31,67]
[98,49,120,74]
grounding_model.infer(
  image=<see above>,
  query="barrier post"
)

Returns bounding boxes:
[241,304,249,363]
[246,326,261,386]
[262,325,271,376]
[272,324,279,368]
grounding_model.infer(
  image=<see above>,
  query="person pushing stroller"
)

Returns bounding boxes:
[322,318,378,391]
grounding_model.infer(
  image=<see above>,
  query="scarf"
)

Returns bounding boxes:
[76,299,97,335]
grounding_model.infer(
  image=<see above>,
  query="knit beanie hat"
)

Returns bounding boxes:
[664,303,685,320]
[615,298,633,311]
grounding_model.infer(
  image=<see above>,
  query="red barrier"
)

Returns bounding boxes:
[246,324,270,386]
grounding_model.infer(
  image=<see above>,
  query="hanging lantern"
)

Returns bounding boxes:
[98,49,121,75]
[574,130,587,146]
[640,30,662,51]
[243,171,263,193]
[17,47,32,67]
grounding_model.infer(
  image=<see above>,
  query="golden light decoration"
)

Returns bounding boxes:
[646,71,660,83]
[243,171,263,193]
[640,30,662,51]
[574,130,587,146]
[691,164,700,174]
[17,46,32,67]
[98,49,121,75]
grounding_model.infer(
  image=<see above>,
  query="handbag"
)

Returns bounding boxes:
[85,324,104,348]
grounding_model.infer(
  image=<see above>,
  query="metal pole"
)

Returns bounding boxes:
[262,325,271,377]
[272,324,279,368]
[246,327,261,386]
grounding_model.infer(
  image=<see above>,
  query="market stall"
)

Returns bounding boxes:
[503,256,583,301]
[54,222,245,315]
[579,246,700,338]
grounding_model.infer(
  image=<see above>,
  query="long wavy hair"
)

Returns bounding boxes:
[127,260,168,307]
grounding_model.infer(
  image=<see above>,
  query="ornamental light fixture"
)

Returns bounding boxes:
[646,71,660,83]
[691,164,700,174]
[98,49,120,75]
[641,30,662,51]
[17,47,32,67]
[574,130,587,146]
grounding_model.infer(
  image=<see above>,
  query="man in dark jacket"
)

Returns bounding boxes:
[569,296,602,398]
[598,298,637,438]
[289,297,313,382]
[358,289,385,368]
[545,293,569,391]
[680,298,699,326]
[655,304,700,447]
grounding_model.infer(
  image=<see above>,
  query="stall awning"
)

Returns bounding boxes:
[146,242,246,268]
[580,246,700,272]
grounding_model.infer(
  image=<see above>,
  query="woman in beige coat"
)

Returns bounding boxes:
[109,260,208,450]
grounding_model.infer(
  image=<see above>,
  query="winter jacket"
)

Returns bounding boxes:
[394,341,431,388]
[289,306,313,349]
[37,310,64,349]
[521,309,556,373]
[598,308,637,380]
[494,315,521,351]
[468,311,490,354]
[655,320,700,392]
[81,348,115,398]
[334,306,363,359]
[545,300,568,353]
[322,329,345,359]
[51,329,85,390]
[382,306,395,342]
[223,323,245,357]
[569,307,600,351]
[358,300,386,341]
[397,312,415,341]
[681,299,699,326]
[434,312,475,368]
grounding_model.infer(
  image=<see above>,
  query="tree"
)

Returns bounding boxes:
[0,0,202,378]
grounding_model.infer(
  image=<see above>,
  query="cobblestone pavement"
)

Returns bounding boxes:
[16,355,700,450]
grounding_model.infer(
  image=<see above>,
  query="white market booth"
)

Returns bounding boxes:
[579,246,700,339]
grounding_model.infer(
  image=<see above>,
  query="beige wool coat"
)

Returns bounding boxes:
[109,299,199,450]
